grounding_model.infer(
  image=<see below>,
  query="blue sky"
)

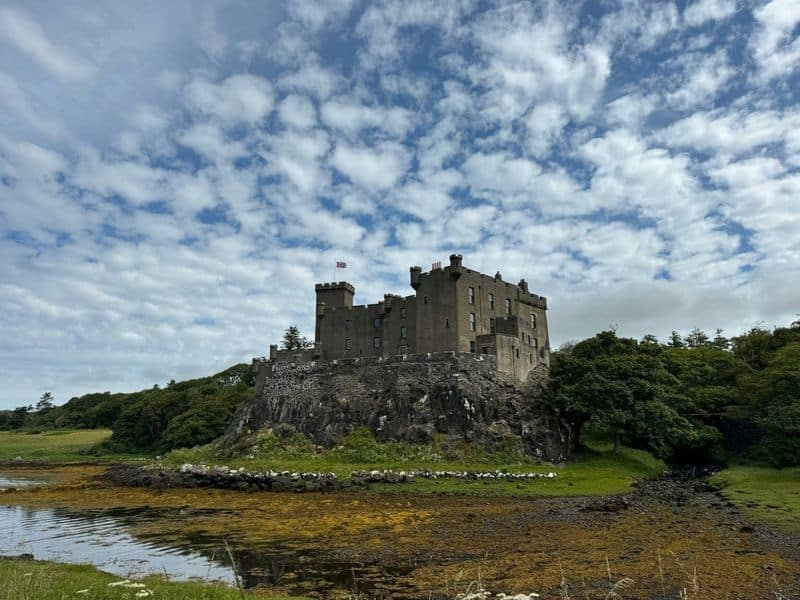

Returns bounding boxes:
[1,0,799,408]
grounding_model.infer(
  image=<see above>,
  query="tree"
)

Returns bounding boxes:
[667,330,684,348]
[640,333,659,345]
[8,406,30,429]
[281,325,311,350]
[36,392,54,412]
[686,327,710,348]
[711,328,730,351]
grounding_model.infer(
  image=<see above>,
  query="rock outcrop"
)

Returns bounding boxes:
[229,353,572,462]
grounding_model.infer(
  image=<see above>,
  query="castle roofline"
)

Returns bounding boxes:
[315,281,355,293]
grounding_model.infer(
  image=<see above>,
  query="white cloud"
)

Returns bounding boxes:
[750,0,800,82]
[683,0,737,27]
[0,6,95,82]
[184,74,274,126]
[330,141,410,191]
[278,94,317,130]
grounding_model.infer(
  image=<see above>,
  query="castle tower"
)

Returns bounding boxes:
[314,282,355,344]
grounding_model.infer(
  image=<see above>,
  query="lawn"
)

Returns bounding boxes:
[0,429,126,463]
[0,557,306,600]
[710,465,800,533]
[164,428,666,497]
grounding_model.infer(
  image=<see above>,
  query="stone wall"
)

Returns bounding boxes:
[233,352,572,462]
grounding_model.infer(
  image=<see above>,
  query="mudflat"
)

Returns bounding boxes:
[1,465,798,599]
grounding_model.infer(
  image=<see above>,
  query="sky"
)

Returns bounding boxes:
[1,0,799,408]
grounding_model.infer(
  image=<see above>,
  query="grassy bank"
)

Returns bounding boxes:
[164,428,665,496]
[0,557,306,600]
[0,429,134,463]
[710,465,800,533]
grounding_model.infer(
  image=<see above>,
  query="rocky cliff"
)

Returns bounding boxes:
[229,352,572,462]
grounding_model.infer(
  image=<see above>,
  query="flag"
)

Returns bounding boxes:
[336,261,347,268]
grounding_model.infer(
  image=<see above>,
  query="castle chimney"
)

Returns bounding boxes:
[518,278,529,293]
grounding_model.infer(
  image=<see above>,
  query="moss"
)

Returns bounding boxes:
[710,465,800,533]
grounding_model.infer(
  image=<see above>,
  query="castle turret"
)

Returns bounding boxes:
[449,254,463,279]
[410,266,422,289]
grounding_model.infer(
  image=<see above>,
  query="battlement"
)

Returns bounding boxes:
[315,281,355,293]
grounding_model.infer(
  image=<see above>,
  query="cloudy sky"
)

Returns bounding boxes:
[1,0,799,408]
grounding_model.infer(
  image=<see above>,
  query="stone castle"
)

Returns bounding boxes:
[268,254,550,382]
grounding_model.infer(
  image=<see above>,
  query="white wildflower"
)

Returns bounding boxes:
[123,582,147,588]
[107,579,130,587]
[135,591,152,598]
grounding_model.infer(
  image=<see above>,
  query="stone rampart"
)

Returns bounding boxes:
[234,352,572,462]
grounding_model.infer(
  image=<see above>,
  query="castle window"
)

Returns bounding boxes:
[488,293,495,309]
[489,318,496,334]
[445,318,450,328]
[530,313,537,329]
[528,334,531,345]
[529,353,532,364]
[469,313,476,331]
[482,346,489,354]
[506,298,512,315]
[373,317,382,328]
[399,344,408,354]
[345,338,352,351]
[516,347,520,359]
[400,307,407,319]
[345,319,352,330]
[424,296,429,304]
[533,338,538,348]
[400,326,407,339]
[469,341,476,353]
[468,287,475,304]
[373,337,381,349]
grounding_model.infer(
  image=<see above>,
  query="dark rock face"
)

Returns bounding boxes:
[230,353,572,462]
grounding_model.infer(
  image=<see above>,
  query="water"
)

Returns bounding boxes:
[0,473,413,597]
[0,505,236,584]
[0,474,49,489]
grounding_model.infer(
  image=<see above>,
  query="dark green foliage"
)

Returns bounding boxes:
[281,325,311,350]
[549,321,800,466]
[106,364,255,453]
[548,331,729,462]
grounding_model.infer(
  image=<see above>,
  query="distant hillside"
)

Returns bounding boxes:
[0,364,255,454]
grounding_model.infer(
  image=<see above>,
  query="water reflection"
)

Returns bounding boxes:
[0,500,417,597]
[0,505,236,584]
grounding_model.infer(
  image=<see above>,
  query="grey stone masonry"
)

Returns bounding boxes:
[269,254,551,383]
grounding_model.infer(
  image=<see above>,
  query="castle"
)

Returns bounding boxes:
[268,254,550,382]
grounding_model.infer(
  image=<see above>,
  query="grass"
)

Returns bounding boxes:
[0,429,136,463]
[710,465,800,533]
[0,557,307,600]
[163,428,665,497]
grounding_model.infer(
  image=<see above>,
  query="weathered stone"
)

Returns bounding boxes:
[230,353,572,462]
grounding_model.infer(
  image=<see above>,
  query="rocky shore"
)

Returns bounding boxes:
[103,463,558,493]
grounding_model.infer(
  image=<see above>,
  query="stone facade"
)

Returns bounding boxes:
[271,254,550,382]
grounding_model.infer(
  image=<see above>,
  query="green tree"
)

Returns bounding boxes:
[710,328,730,351]
[686,327,710,348]
[640,333,659,345]
[546,330,724,461]
[281,325,311,350]
[35,392,54,412]
[667,330,684,348]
